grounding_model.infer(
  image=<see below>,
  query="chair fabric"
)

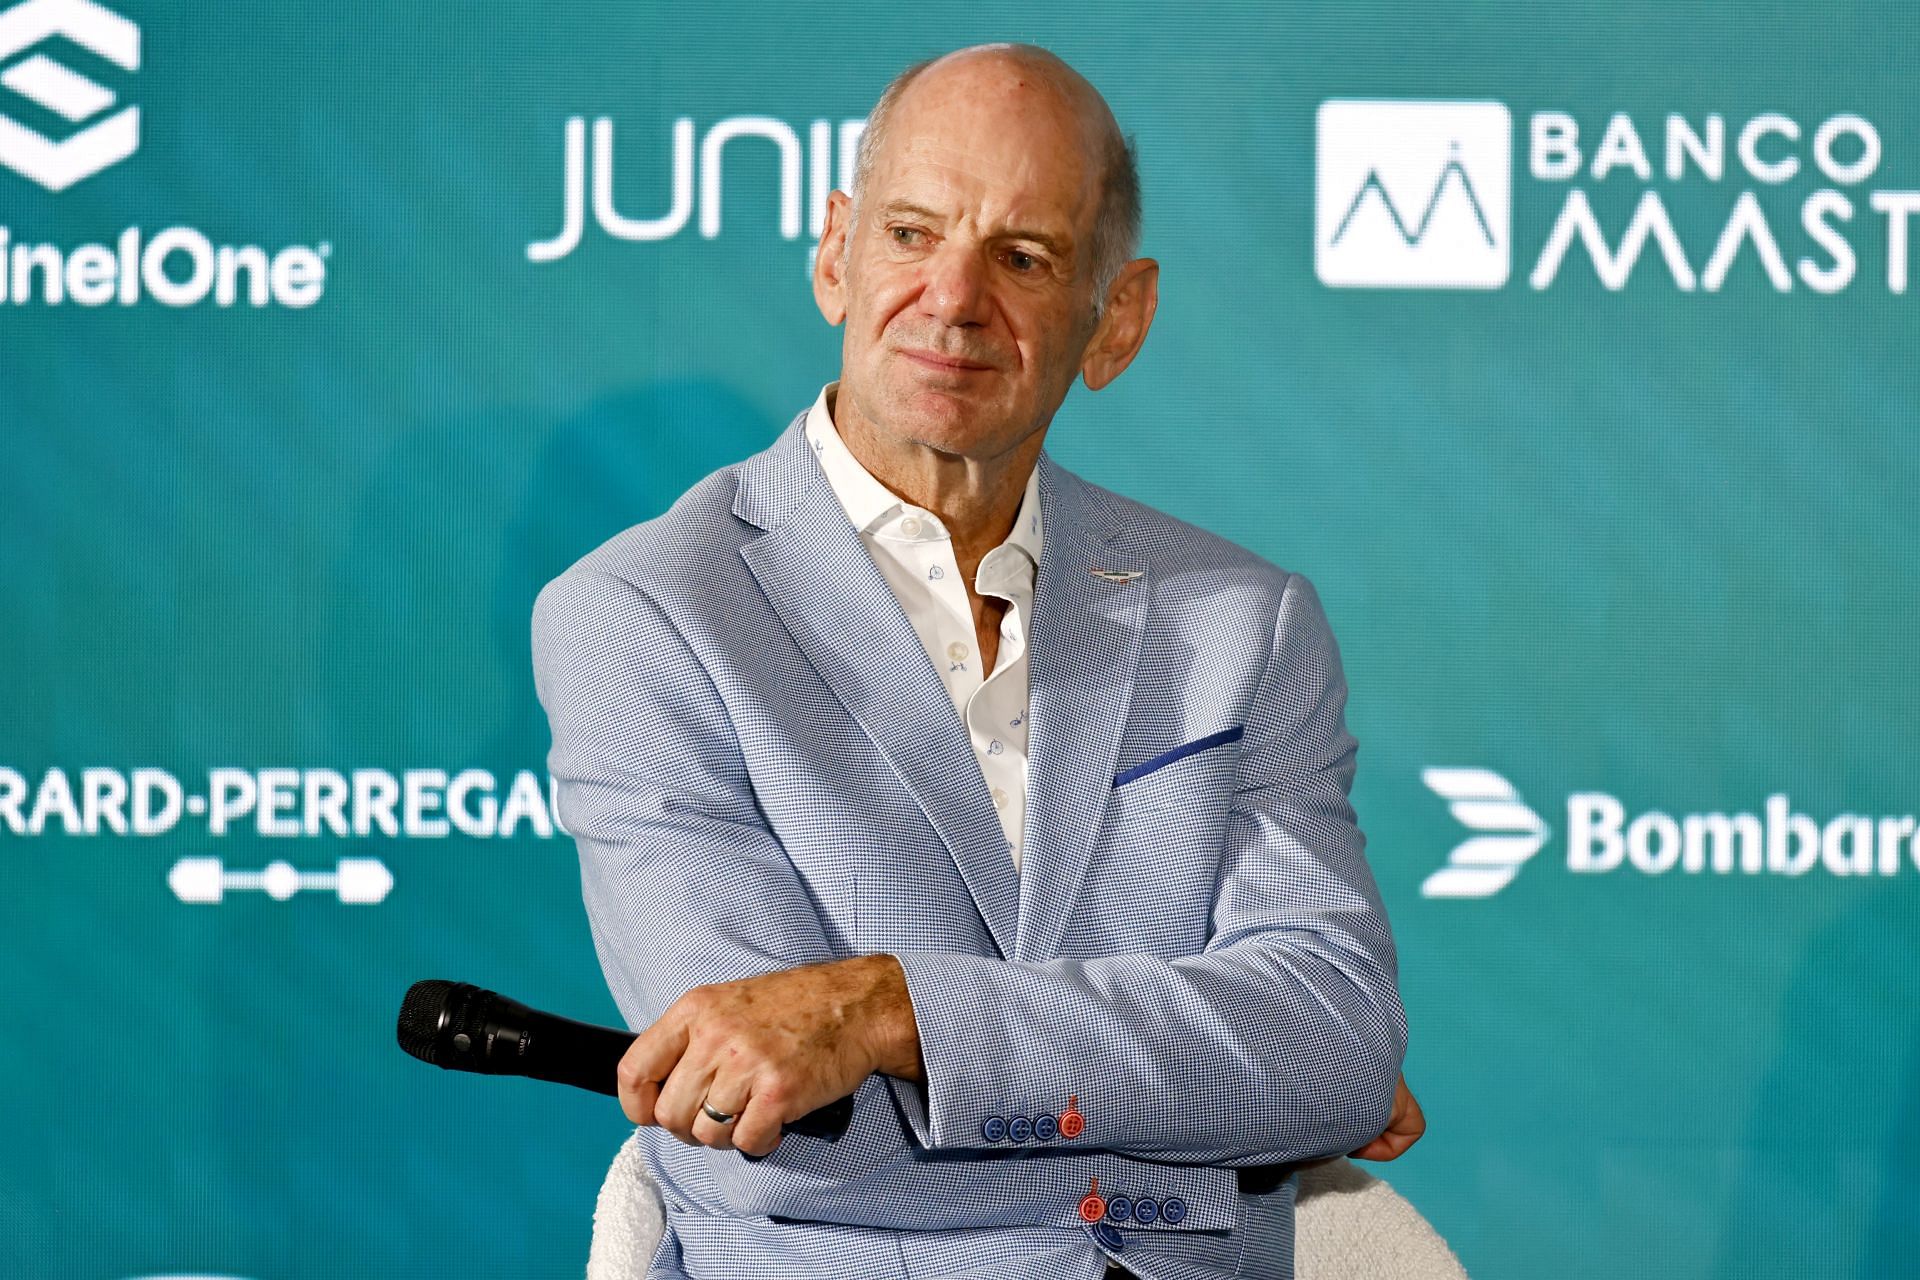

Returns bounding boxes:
[586,1131,1469,1279]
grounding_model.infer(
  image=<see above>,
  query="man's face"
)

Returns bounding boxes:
[824,61,1107,462]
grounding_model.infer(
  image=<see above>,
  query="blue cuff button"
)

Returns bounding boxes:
[1034,1113,1059,1141]
[1134,1197,1159,1225]
[1160,1197,1188,1225]
[1006,1115,1033,1143]
[1106,1195,1133,1222]
[981,1116,1007,1143]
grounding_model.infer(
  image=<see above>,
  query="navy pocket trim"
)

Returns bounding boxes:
[1111,724,1245,788]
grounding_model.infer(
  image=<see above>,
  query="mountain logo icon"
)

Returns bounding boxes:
[1316,99,1511,289]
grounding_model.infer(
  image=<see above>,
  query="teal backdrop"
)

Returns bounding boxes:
[3,2,1915,1276]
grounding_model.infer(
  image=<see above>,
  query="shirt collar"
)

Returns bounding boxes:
[804,382,1044,564]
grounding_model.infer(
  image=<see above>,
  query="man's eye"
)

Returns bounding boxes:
[889,226,923,245]
[1006,250,1039,272]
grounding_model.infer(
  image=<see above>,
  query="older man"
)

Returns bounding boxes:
[533,42,1419,1280]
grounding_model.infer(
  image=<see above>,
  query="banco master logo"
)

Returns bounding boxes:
[1318,98,1920,294]
[1422,767,1920,899]
[0,0,138,191]
[1316,100,1511,288]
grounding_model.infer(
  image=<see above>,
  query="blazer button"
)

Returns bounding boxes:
[1105,1195,1133,1223]
[1006,1115,1033,1143]
[1034,1113,1059,1141]
[1160,1197,1188,1225]
[1059,1096,1086,1138]
[1133,1197,1160,1225]
[981,1116,1007,1143]
[1090,1222,1125,1250]
[1079,1176,1107,1223]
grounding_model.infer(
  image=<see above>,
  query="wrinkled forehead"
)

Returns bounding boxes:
[872,67,1105,235]
[880,138,1098,233]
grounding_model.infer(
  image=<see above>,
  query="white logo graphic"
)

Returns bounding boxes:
[1423,768,1920,897]
[527,114,867,264]
[168,856,394,905]
[1316,99,1511,289]
[1419,767,1549,899]
[0,0,138,191]
[1318,99,1920,294]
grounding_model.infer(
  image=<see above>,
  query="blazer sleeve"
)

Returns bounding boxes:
[533,569,840,1012]
[887,571,1407,1166]
[534,568,890,1208]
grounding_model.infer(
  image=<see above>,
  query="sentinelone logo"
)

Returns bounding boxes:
[1317,99,1920,293]
[0,766,565,906]
[1421,767,1920,899]
[0,0,330,308]
[0,0,137,189]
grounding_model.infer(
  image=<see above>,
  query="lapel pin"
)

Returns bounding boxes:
[1088,567,1142,583]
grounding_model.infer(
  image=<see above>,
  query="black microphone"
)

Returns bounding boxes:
[395,979,855,1141]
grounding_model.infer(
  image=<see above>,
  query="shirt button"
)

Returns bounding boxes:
[899,515,923,537]
[991,787,1008,808]
[947,640,969,661]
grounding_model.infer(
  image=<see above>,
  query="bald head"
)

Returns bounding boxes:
[812,42,1160,468]
[850,44,1141,311]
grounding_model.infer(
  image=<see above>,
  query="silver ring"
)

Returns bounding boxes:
[700,1101,737,1126]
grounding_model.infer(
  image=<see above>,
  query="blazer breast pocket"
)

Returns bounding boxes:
[1088,725,1244,957]
[1111,724,1245,789]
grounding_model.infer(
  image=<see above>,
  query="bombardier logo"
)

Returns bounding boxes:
[1422,767,1920,898]
[0,0,138,191]
[1420,768,1549,898]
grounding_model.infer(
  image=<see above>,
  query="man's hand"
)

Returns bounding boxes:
[618,954,923,1158]
[1348,1075,1426,1162]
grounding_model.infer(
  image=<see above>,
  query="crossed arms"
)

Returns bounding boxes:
[534,567,1415,1180]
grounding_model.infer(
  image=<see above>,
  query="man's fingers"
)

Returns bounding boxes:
[618,1014,695,1131]
[615,1027,680,1127]
[689,1088,748,1151]
[622,1016,690,1099]
[728,1090,786,1159]
[1350,1077,1427,1161]
[617,1070,661,1129]
[653,1050,718,1144]
[1349,1129,1413,1161]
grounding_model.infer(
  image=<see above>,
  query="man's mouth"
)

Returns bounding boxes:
[898,348,994,373]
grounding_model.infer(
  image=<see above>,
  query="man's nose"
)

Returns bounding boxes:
[920,240,991,327]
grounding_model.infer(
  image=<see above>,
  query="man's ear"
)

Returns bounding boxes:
[813,190,852,326]
[1080,258,1160,392]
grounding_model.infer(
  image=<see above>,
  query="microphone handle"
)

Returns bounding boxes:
[482,1000,855,1139]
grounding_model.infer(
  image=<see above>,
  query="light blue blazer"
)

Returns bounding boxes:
[532,409,1406,1280]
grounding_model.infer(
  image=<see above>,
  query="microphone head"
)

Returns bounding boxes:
[396,979,466,1065]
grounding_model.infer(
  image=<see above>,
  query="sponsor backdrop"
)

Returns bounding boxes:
[2,0,1913,1275]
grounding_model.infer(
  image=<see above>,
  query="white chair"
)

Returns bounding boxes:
[586,1131,1469,1279]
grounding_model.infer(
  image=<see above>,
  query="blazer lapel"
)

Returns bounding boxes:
[736,419,1022,958]
[1016,455,1148,961]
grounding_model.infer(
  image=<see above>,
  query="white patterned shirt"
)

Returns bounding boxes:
[804,383,1042,870]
